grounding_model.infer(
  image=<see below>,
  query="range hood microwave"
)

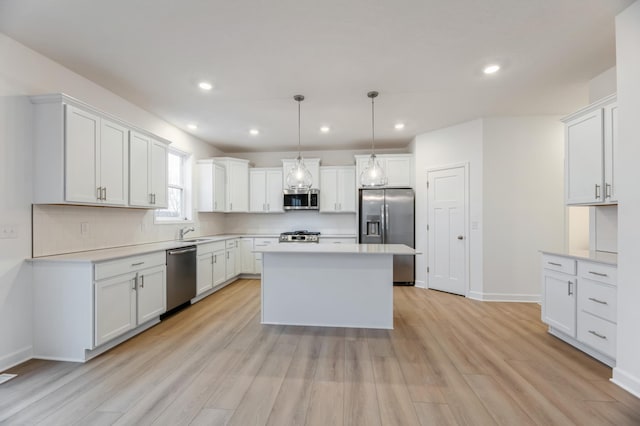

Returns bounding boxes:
[283,188,319,210]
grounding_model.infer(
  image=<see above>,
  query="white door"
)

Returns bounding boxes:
[213,164,226,212]
[95,273,136,347]
[249,170,266,212]
[542,273,576,337]
[100,119,128,206]
[137,265,167,324]
[427,166,467,295]
[319,168,338,212]
[338,167,356,212]
[65,105,99,204]
[604,103,618,202]
[129,131,151,207]
[212,250,226,286]
[240,238,255,274]
[225,247,236,280]
[150,140,168,208]
[197,253,214,294]
[565,109,604,204]
[265,169,283,212]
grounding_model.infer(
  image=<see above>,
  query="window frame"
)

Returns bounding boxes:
[154,147,193,224]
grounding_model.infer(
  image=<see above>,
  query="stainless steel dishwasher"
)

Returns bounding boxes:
[166,246,197,312]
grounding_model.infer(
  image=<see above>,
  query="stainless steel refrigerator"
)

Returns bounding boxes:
[359,188,415,284]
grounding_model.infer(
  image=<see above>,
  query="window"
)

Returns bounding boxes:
[155,148,192,222]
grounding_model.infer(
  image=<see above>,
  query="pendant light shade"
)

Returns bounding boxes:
[360,91,387,187]
[286,95,313,189]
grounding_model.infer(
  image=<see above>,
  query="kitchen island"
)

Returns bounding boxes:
[254,243,419,329]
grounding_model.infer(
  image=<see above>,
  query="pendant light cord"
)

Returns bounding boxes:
[371,95,375,155]
[298,99,301,158]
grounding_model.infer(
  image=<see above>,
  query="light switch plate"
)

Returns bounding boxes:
[0,225,18,239]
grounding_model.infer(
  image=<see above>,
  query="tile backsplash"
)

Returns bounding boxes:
[32,204,225,257]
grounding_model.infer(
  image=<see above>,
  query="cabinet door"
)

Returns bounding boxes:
[95,273,136,347]
[129,131,151,207]
[213,164,226,212]
[150,140,168,208]
[265,169,283,212]
[225,247,236,280]
[385,156,413,187]
[565,109,604,204]
[100,119,128,206]
[197,253,214,294]
[65,105,99,204]
[228,161,249,212]
[604,103,618,203]
[137,265,166,324]
[338,168,356,212]
[212,250,226,286]
[240,238,254,274]
[542,272,576,337]
[320,168,338,212]
[249,170,267,212]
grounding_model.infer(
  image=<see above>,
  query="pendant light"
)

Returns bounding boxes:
[360,91,387,187]
[286,94,313,189]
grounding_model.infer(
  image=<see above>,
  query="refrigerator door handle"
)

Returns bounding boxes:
[385,204,390,238]
[380,204,386,243]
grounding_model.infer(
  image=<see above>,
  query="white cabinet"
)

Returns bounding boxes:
[209,158,250,212]
[196,241,227,294]
[129,131,169,208]
[321,237,357,244]
[212,248,226,286]
[250,168,284,213]
[197,251,214,295]
[540,253,617,366]
[282,158,321,189]
[31,95,129,206]
[563,94,617,205]
[225,239,238,280]
[319,166,356,213]
[94,252,166,347]
[355,154,413,188]
[197,160,226,212]
[253,238,278,274]
[240,238,256,274]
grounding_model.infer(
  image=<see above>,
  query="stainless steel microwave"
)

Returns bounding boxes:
[283,188,319,210]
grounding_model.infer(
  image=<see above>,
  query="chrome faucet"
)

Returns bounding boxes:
[179,226,195,240]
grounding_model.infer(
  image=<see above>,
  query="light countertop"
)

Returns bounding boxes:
[254,243,420,255]
[30,234,358,263]
[540,249,617,266]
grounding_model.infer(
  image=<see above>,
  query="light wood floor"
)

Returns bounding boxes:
[2,279,639,425]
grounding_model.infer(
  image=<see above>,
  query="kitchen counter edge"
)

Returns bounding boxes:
[540,249,617,266]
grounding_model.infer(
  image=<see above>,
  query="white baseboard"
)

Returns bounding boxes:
[414,280,426,289]
[467,290,540,303]
[612,367,640,399]
[0,346,32,372]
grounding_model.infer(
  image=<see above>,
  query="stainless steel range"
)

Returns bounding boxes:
[279,230,320,243]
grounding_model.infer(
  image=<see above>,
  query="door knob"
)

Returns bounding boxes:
[457,235,464,240]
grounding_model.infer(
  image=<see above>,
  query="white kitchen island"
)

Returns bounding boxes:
[254,243,419,329]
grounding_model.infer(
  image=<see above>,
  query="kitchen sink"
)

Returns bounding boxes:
[180,238,212,243]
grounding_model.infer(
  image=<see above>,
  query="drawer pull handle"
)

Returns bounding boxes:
[588,330,607,340]
[589,271,608,277]
[548,262,562,267]
[131,262,145,267]
[567,281,573,296]
[588,297,608,305]
[595,184,601,199]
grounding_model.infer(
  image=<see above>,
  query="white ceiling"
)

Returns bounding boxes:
[0,0,632,152]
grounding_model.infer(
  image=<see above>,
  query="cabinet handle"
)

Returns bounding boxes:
[133,273,138,290]
[97,187,102,200]
[213,254,217,264]
[211,256,213,265]
[153,193,157,204]
[230,202,233,211]
[547,262,562,267]
[140,275,144,288]
[588,297,608,305]
[605,183,612,199]
[131,262,145,267]
[567,280,573,296]
[589,271,608,277]
[339,203,341,210]
[149,193,154,204]
[588,330,607,340]
[267,203,270,211]
[595,184,601,199]
[102,187,107,201]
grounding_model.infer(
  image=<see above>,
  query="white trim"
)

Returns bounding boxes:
[612,368,640,399]
[467,291,540,303]
[548,327,616,367]
[0,346,32,372]
[155,147,193,224]
[425,162,470,297]
[415,280,426,289]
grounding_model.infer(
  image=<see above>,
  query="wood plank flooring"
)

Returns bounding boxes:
[1,279,639,425]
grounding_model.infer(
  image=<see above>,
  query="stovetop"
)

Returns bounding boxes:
[280,230,321,236]
[279,230,321,243]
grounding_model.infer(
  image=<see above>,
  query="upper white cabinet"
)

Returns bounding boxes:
[197,160,226,212]
[31,94,170,209]
[210,158,250,212]
[282,158,321,189]
[250,168,284,213]
[319,166,356,213]
[32,95,129,206]
[563,94,617,205]
[129,131,169,208]
[354,154,413,188]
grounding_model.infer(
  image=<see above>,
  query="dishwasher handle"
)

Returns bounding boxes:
[167,247,197,255]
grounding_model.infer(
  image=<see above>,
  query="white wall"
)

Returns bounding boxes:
[0,33,224,369]
[413,120,484,292]
[613,0,640,398]
[482,117,565,301]
[589,67,617,103]
[225,211,357,236]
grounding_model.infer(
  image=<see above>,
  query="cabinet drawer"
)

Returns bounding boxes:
[254,238,278,246]
[577,311,616,358]
[578,279,617,323]
[578,261,617,286]
[95,251,165,280]
[226,239,238,249]
[542,254,576,275]
[198,241,225,255]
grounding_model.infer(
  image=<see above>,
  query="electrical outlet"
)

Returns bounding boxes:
[80,222,89,235]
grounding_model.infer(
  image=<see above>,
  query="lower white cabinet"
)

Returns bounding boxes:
[540,253,617,366]
[94,254,166,347]
[240,238,256,274]
[253,238,278,274]
[225,239,238,280]
[196,241,227,295]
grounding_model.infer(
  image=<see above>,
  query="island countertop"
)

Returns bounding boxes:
[254,243,420,255]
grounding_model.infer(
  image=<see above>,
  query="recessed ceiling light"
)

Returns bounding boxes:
[198,81,213,91]
[483,64,501,74]
[394,123,405,130]
[320,126,330,133]
[187,123,198,130]
[249,129,259,135]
